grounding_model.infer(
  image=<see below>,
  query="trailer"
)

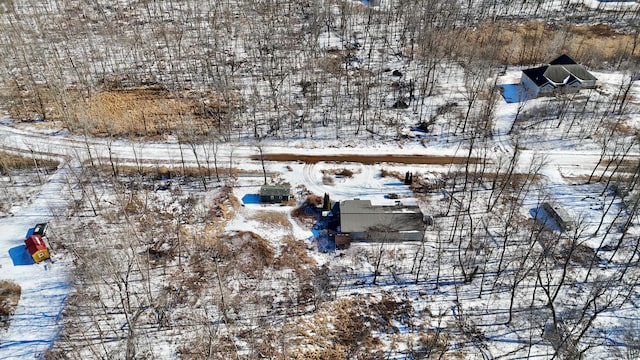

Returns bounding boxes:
[540,202,574,232]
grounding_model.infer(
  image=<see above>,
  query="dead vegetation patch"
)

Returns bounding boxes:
[93,163,242,179]
[83,87,240,138]
[274,236,316,271]
[463,20,639,66]
[5,84,241,139]
[600,158,640,175]
[214,231,274,277]
[292,294,418,359]
[254,153,482,165]
[209,186,240,221]
[380,168,406,181]
[322,174,334,185]
[0,280,21,329]
[557,240,600,266]
[0,151,58,174]
[321,167,357,178]
[249,210,292,231]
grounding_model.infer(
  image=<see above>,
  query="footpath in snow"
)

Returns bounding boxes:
[0,164,72,360]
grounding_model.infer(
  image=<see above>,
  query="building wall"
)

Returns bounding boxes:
[260,194,287,203]
[520,74,541,97]
[340,211,425,241]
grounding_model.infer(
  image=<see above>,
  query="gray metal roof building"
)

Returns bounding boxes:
[339,199,426,241]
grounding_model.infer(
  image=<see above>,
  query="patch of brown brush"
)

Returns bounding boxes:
[5,83,241,139]
[417,330,451,356]
[93,163,242,179]
[380,168,405,181]
[250,210,292,231]
[0,151,59,175]
[291,294,419,359]
[321,168,357,178]
[556,240,599,266]
[0,281,21,329]
[462,20,639,66]
[322,174,335,185]
[214,231,274,277]
[274,236,316,271]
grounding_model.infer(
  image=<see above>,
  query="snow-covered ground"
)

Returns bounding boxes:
[0,164,72,359]
[0,64,639,358]
[0,0,639,355]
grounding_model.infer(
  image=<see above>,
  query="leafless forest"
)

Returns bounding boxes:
[1,0,639,139]
[1,0,640,359]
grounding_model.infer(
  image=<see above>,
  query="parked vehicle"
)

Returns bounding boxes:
[25,234,50,263]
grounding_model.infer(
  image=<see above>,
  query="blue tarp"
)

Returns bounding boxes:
[9,245,35,266]
[501,84,533,103]
[241,194,261,204]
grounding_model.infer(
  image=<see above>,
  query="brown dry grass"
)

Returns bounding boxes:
[0,281,21,329]
[292,297,383,359]
[255,153,482,165]
[5,84,240,139]
[291,294,418,359]
[82,87,240,138]
[321,168,357,177]
[93,163,247,179]
[213,231,275,277]
[380,168,406,181]
[0,151,58,174]
[417,330,450,357]
[462,20,639,66]
[274,236,316,271]
[322,174,335,185]
[86,87,193,137]
[250,210,292,231]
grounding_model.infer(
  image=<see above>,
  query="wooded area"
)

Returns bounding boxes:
[0,1,639,359]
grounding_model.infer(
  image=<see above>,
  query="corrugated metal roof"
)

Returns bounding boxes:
[260,185,290,196]
[340,199,425,233]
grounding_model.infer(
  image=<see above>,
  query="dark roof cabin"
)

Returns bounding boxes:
[260,185,291,203]
[521,54,597,97]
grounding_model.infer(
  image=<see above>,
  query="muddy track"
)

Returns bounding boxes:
[252,153,482,165]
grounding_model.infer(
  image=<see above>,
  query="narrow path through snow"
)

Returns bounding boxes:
[0,163,73,359]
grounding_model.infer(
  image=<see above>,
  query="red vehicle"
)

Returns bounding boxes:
[25,234,50,263]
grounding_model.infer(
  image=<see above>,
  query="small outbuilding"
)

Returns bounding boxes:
[24,235,50,263]
[541,202,575,232]
[260,185,291,203]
